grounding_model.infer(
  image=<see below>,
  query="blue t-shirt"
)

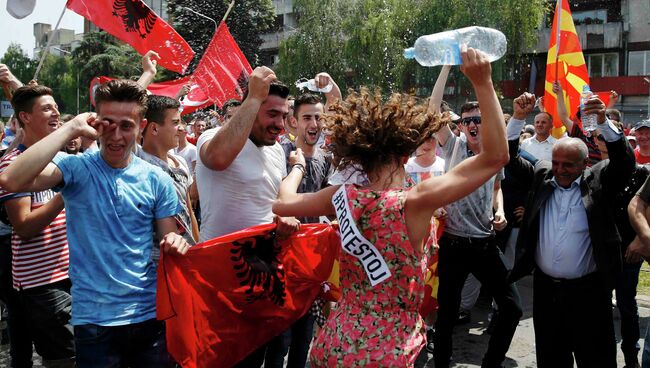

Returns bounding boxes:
[53,151,179,326]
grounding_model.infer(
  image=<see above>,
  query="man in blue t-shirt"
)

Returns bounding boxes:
[0,79,190,367]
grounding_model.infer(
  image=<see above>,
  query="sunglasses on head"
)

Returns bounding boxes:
[460,116,481,126]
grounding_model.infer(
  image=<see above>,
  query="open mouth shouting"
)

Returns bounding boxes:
[468,127,479,137]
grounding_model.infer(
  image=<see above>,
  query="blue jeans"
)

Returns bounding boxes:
[265,312,316,368]
[74,319,175,368]
[616,260,642,364]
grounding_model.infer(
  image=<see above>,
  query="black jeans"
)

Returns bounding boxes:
[18,279,75,366]
[434,233,522,368]
[264,312,315,368]
[74,319,174,368]
[615,260,642,363]
[534,270,616,368]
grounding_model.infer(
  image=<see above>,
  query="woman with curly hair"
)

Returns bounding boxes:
[273,47,508,367]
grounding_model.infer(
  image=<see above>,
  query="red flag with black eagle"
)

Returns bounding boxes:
[66,0,195,74]
[157,223,340,368]
[192,22,252,107]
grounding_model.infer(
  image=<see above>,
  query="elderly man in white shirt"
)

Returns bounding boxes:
[518,112,556,162]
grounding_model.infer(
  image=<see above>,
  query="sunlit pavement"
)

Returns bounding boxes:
[414,275,650,368]
[1,275,648,367]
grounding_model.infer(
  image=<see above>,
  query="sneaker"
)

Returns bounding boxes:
[456,309,471,325]
[425,328,435,353]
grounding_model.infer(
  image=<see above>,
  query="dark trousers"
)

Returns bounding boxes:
[616,260,642,363]
[18,279,75,366]
[264,312,315,368]
[74,319,174,368]
[434,233,522,368]
[533,270,616,368]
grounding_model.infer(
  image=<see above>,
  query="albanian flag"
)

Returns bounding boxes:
[66,0,194,74]
[193,22,252,107]
[157,223,340,368]
[544,0,590,138]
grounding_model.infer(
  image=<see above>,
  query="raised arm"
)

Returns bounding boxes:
[199,67,275,171]
[408,47,509,215]
[428,65,451,115]
[315,72,342,111]
[0,63,24,98]
[136,51,159,90]
[0,113,98,192]
[553,81,574,132]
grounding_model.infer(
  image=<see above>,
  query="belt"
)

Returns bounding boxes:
[537,269,600,287]
[442,232,494,245]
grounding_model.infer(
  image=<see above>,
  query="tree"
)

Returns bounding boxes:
[276,0,549,99]
[72,32,142,110]
[0,44,35,100]
[167,0,276,77]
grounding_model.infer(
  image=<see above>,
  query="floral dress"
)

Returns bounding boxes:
[310,185,430,367]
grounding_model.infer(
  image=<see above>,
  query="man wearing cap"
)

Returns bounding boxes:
[634,120,650,165]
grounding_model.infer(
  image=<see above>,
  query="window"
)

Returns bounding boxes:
[587,53,618,77]
[629,50,650,76]
[573,10,607,25]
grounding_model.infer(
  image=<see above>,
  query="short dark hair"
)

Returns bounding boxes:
[536,112,553,122]
[11,85,54,127]
[222,99,241,114]
[293,93,321,118]
[242,80,290,101]
[460,101,480,115]
[95,79,148,118]
[145,95,180,125]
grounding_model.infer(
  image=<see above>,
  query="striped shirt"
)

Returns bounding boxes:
[0,148,69,290]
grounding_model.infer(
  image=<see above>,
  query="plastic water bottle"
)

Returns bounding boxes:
[403,26,507,66]
[295,78,333,93]
[581,85,598,132]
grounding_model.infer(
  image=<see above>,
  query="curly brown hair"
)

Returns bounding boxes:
[323,87,448,178]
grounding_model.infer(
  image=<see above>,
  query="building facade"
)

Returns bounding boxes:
[501,0,650,126]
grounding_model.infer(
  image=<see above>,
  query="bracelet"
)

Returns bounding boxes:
[291,163,306,175]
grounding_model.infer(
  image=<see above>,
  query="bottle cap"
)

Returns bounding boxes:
[403,48,415,59]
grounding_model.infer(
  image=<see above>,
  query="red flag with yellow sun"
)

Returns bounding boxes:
[544,0,590,138]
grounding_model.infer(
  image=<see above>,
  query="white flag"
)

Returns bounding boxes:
[7,0,37,19]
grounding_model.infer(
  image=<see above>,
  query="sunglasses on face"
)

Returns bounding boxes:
[460,116,481,126]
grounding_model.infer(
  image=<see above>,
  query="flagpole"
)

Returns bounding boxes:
[33,4,67,82]
[554,0,561,83]
[222,0,236,24]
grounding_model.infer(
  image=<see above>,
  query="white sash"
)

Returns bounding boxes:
[332,185,392,286]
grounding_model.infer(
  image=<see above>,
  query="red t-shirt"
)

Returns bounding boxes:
[635,148,650,164]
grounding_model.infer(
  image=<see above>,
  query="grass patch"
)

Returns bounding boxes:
[639,263,650,296]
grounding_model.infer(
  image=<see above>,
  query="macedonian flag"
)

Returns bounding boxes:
[544,0,590,138]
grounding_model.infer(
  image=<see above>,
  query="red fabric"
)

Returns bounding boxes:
[635,149,650,165]
[157,223,340,368]
[88,76,212,115]
[193,22,252,107]
[66,0,194,74]
[595,92,611,108]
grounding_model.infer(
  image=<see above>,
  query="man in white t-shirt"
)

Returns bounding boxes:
[196,66,300,367]
[405,135,446,183]
[174,121,197,173]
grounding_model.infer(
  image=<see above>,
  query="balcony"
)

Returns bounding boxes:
[531,21,624,52]
[260,29,296,50]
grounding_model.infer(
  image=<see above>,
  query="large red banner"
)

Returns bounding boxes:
[67,0,194,74]
[157,224,340,368]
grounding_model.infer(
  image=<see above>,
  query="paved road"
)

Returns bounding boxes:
[1,275,648,367]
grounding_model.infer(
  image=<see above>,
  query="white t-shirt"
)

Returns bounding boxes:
[196,127,287,241]
[173,143,197,173]
[404,156,446,184]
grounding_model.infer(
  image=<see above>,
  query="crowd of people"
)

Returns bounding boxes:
[0,44,649,368]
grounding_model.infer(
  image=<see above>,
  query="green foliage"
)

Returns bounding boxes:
[71,31,143,111]
[276,0,549,97]
[36,53,77,113]
[167,0,276,76]
[0,44,35,100]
